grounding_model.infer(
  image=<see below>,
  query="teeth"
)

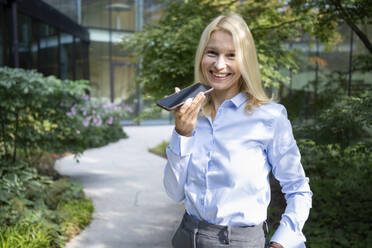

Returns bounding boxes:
[213,73,229,78]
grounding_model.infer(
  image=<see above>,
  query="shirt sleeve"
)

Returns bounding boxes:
[163,128,195,202]
[267,106,313,248]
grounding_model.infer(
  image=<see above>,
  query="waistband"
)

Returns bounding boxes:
[181,212,265,244]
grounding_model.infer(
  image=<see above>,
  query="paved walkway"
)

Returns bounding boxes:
[56,125,184,248]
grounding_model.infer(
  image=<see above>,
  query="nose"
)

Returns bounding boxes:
[214,55,227,70]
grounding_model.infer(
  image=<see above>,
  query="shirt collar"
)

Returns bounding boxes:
[228,92,248,108]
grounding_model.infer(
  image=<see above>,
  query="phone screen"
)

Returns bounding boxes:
[156,83,213,111]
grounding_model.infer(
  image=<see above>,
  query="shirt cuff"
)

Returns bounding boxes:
[169,128,195,156]
[270,221,306,248]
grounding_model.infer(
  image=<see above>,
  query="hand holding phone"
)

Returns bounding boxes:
[174,89,206,136]
[156,82,213,111]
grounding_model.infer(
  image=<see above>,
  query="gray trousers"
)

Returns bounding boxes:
[172,212,267,248]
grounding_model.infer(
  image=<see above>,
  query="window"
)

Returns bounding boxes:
[75,37,89,80]
[39,23,58,76]
[60,32,74,79]
[0,5,9,66]
[18,13,37,70]
[89,41,111,97]
[82,0,135,31]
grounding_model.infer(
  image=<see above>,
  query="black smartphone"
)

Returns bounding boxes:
[156,82,213,111]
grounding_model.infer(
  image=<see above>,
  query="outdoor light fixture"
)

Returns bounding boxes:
[106,3,132,29]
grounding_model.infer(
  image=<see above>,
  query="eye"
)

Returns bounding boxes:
[206,50,217,57]
[227,53,235,58]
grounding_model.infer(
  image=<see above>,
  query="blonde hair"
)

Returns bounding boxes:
[194,13,270,114]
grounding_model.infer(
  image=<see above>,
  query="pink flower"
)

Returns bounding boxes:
[96,117,102,126]
[93,116,102,127]
[106,117,113,125]
[123,105,133,112]
[70,105,77,115]
[83,116,92,127]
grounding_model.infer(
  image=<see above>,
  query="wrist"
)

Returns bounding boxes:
[175,127,192,137]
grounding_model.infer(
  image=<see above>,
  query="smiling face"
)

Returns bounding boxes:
[201,30,241,99]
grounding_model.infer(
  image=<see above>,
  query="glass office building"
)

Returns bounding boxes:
[0,0,89,80]
[42,0,164,121]
[1,0,163,123]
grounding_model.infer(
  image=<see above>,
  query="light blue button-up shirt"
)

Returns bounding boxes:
[163,92,312,248]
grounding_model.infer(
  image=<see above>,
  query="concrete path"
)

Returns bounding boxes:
[56,125,184,248]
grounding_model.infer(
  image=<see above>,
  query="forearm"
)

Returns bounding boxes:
[163,147,189,202]
[163,128,195,202]
[270,191,312,248]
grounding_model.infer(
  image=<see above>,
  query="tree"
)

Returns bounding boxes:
[121,0,338,100]
[289,0,372,54]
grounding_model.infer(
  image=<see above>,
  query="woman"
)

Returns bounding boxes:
[163,14,312,248]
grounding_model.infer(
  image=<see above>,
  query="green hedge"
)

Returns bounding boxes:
[0,67,86,160]
[291,91,372,247]
[300,141,372,247]
[0,67,127,162]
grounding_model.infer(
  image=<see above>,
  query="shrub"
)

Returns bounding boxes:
[0,67,128,163]
[0,67,88,161]
[57,199,94,241]
[294,90,372,148]
[300,141,372,247]
[290,89,372,247]
[0,161,93,248]
[63,97,128,152]
[0,223,56,248]
[0,67,122,247]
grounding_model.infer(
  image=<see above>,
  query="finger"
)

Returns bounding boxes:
[191,92,206,109]
[177,92,205,117]
[191,93,206,117]
[192,93,206,115]
[175,87,180,93]
[184,92,205,117]
[178,98,192,114]
[196,91,206,101]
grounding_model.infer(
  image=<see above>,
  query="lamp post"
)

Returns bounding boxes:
[135,0,143,125]
[106,2,132,102]
[106,3,131,30]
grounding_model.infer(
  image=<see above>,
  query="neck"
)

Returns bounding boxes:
[211,89,240,111]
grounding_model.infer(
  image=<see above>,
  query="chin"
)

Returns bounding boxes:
[208,80,232,89]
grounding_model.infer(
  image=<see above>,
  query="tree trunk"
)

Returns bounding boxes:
[12,112,19,163]
[331,0,372,54]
